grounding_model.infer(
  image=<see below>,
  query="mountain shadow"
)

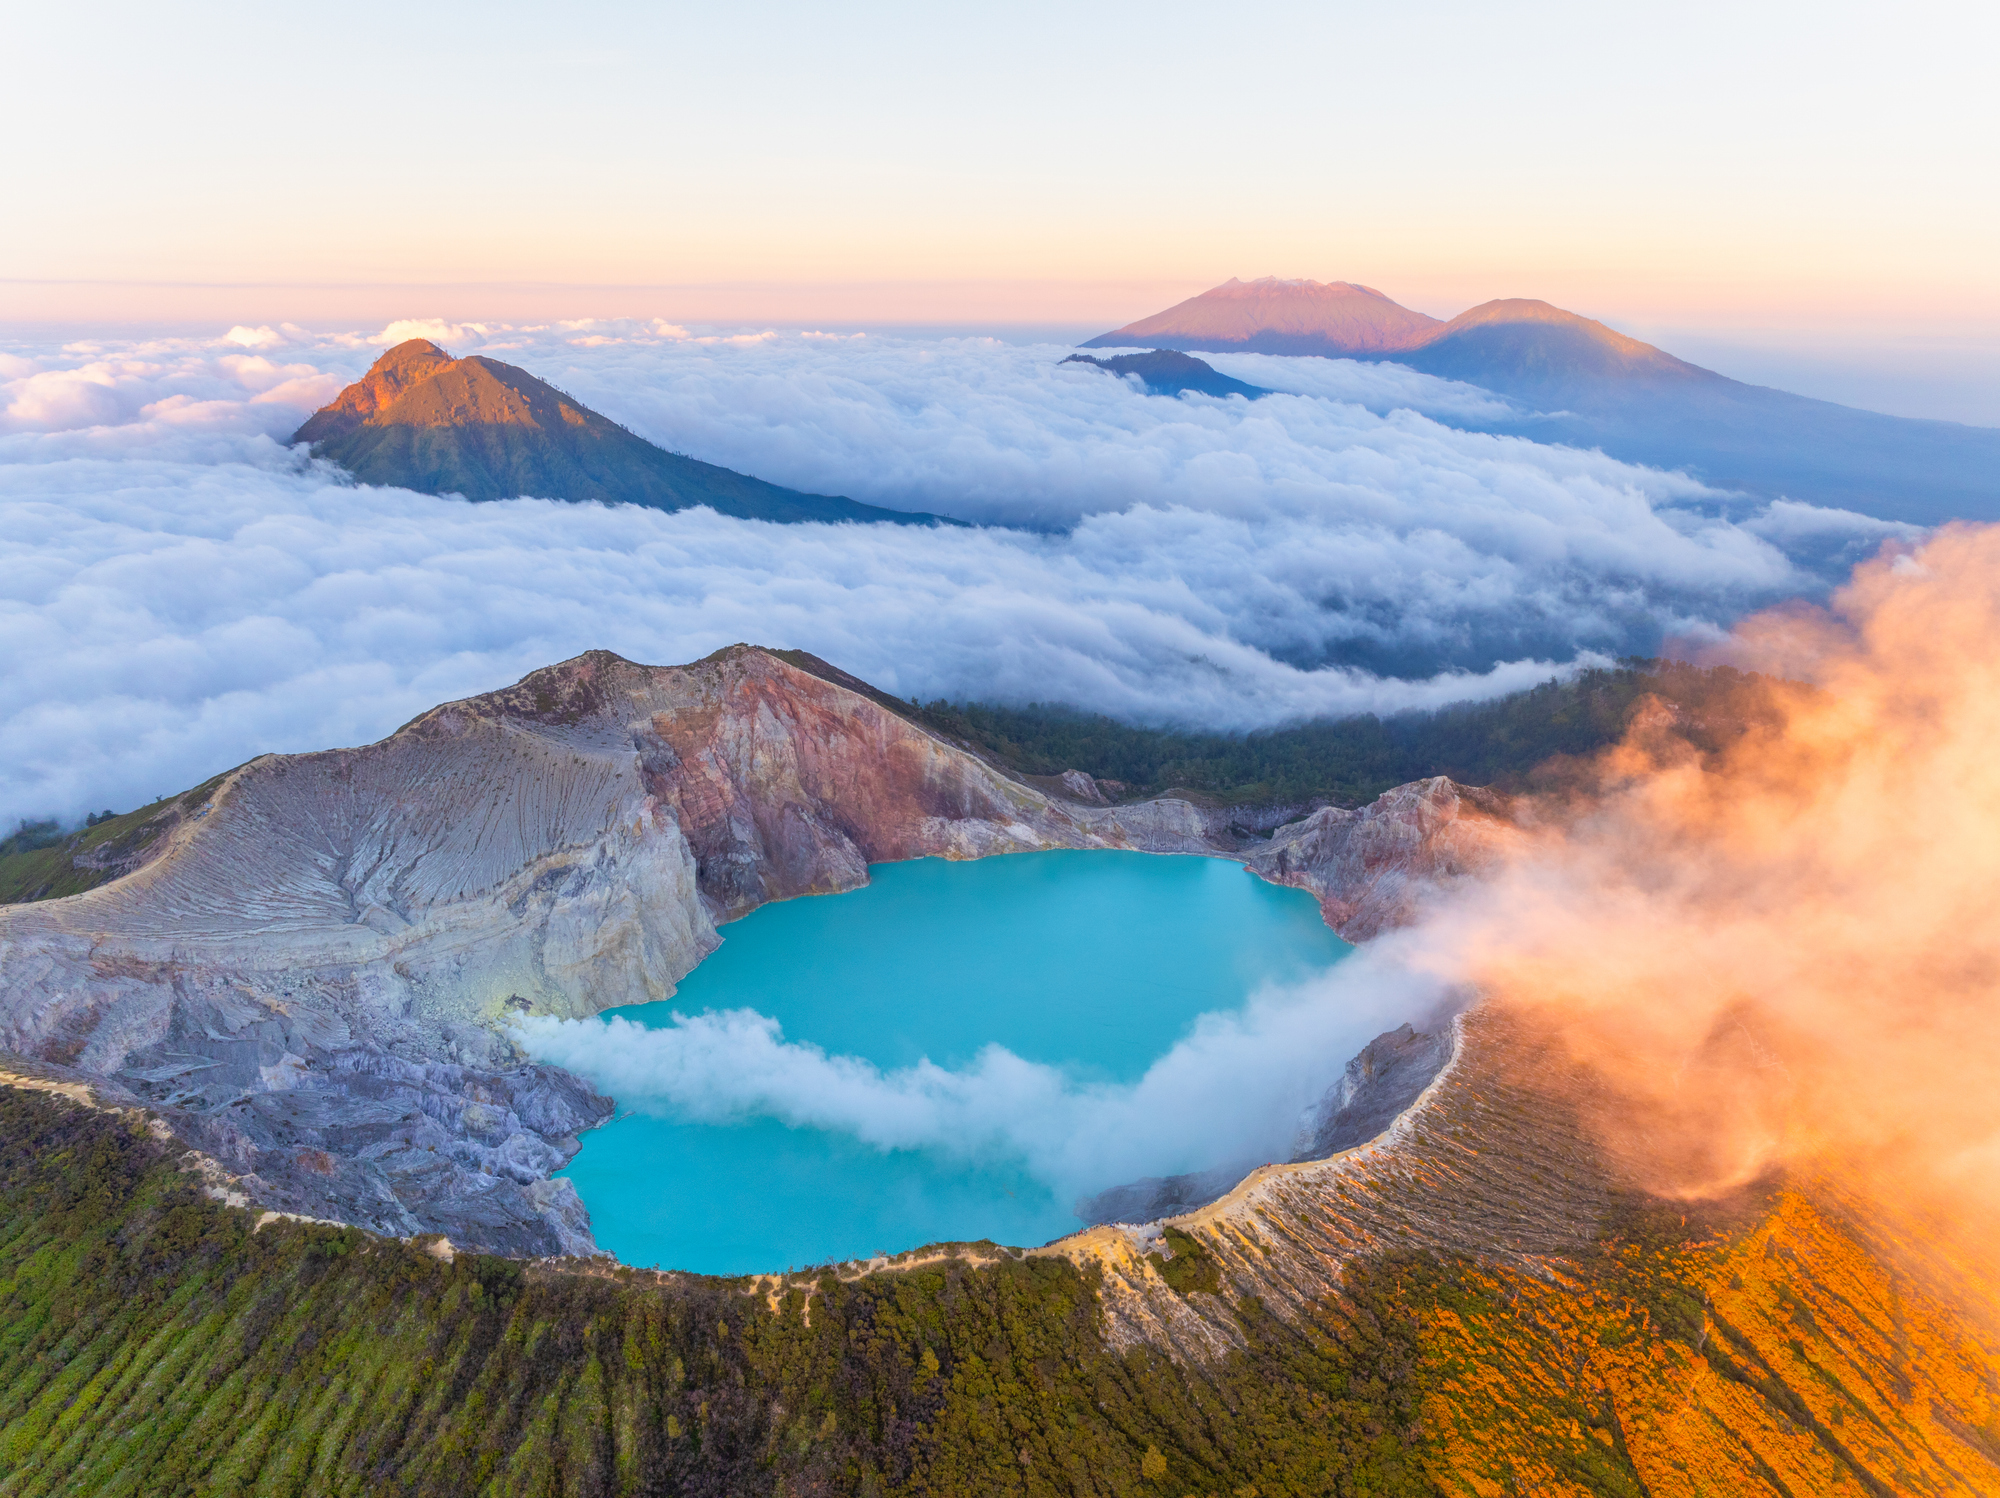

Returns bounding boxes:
[1061,349,1269,399]
[294,340,950,525]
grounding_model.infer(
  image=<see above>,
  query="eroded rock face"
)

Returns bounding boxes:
[622,650,1075,917]
[1074,1022,1458,1228]
[1291,1021,1454,1160]
[0,646,1512,1256]
[1244,776,1518,940]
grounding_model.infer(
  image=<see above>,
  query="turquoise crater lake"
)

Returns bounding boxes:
[559,851,1352,1274]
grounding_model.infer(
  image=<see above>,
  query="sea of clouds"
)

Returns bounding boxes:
[0,316,1914,828]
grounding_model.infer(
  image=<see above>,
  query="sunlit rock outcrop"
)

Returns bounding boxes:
[294,338,937,524]
[1244,774,1517,939]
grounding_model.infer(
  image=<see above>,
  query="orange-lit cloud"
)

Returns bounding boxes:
[1427,526,2000,1235]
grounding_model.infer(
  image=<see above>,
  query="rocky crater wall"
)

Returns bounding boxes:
[0,646,1514,1257]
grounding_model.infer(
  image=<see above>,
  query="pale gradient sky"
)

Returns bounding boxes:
[7,0,1998,418]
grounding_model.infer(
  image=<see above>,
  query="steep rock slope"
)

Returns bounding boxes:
[296,339,942,525]
[0,646,1509,1255]
[1245,775,1516,939]
[1076,1020,1457,1227]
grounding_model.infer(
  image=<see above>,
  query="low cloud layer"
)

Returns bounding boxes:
[517,945,1447,1203]
[0,320,1911,825]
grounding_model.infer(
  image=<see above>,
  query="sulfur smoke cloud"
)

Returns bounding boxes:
[1426,524,2000,1231]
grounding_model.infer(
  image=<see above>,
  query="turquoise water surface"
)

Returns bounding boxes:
[561,851,1350,1273]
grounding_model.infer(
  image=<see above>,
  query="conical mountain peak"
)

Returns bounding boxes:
[1407,298,1713,387]
[290,342,944,525]
[293,338,455,444]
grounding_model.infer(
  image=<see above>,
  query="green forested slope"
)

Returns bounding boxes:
[0,775,226,905]
[903,661,1778,806]
[5,1084,1993,1497]
[0,1088,1435,1497]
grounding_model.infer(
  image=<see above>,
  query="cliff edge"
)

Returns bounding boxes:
[0,646,1511,1255]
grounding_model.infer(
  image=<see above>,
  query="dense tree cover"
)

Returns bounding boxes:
[1,812,122,859]
[0,824,64,859]
[907,661,1778,806]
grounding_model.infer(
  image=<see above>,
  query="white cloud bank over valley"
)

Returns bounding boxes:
[0,320,1912,825]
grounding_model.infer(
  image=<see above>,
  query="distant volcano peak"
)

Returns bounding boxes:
[1414,298,1714,387]
[1082,277,1443,355]
[1081,279,1719,394]
[1225,276,1399,297]
[1439,298,1651,352]
[290,341,942,525]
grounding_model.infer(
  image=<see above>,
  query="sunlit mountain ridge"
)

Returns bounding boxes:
[295,339,946,525]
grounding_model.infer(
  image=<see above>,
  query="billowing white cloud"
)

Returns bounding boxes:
[516,940,1450,1200]
[0,321,1909,825]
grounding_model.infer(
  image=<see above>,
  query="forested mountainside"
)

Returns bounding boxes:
[896,660,1779,808]
[3,1021,1995,1497]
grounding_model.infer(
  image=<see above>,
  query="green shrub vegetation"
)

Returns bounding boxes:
[0,776,226,905]
[3,1086,1985,1494]
[1146,1229,1223,1298]
[0,1087,1451,1496]
[902,661,1776,807]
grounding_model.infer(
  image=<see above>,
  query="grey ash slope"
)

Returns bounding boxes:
[1087,279,2000,526]
[295,339,951,525]
[0,646,1511,1260]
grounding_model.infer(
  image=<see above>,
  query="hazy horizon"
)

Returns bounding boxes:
[9,294,1998,428]
[9,0,1997,420]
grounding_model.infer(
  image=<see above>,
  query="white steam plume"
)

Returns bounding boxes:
[514,941,1449,1200]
